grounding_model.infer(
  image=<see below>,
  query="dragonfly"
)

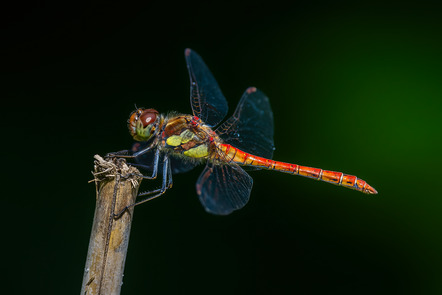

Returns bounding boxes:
[113,48,377,215]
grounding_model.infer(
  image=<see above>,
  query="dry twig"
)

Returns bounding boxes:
[81,155,142,295]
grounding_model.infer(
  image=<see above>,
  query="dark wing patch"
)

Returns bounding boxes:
[185,48,228,127]
[216,87,274,160]
[196,162,253,215]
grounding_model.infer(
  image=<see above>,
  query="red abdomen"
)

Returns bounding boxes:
[217,144,377,194]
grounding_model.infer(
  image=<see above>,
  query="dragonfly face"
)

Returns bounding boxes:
[128,108,160,142]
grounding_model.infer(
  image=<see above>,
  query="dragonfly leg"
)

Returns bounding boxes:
[107,141,155,159]
[132,144,155,158]
[105,149,130,158]
[114,154,172,219]
[124,148,161,180]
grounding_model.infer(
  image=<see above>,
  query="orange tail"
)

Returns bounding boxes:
[218,144,378,194]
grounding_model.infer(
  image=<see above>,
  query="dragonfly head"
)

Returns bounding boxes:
[128,108,159,141]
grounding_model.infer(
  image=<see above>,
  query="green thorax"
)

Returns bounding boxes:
[161,115,214,159]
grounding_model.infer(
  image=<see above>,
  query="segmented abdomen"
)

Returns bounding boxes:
[217,144,377,194]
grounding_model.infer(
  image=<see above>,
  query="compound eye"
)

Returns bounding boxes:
[139,109,158,127]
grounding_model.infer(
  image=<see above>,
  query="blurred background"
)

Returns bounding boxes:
[2,1,442,294]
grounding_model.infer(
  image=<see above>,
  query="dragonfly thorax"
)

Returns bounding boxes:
[128,108,160,141]
[160,114,213,159]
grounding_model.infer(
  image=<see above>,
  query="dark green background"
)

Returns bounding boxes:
[3,1,442,294]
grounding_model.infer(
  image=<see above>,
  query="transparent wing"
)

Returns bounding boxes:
[216,87,275,159]
[196,162,253,215]
[185,48,228,127]
[132,142,198,174]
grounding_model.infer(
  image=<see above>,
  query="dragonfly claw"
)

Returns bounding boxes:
[105,150,136,159]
